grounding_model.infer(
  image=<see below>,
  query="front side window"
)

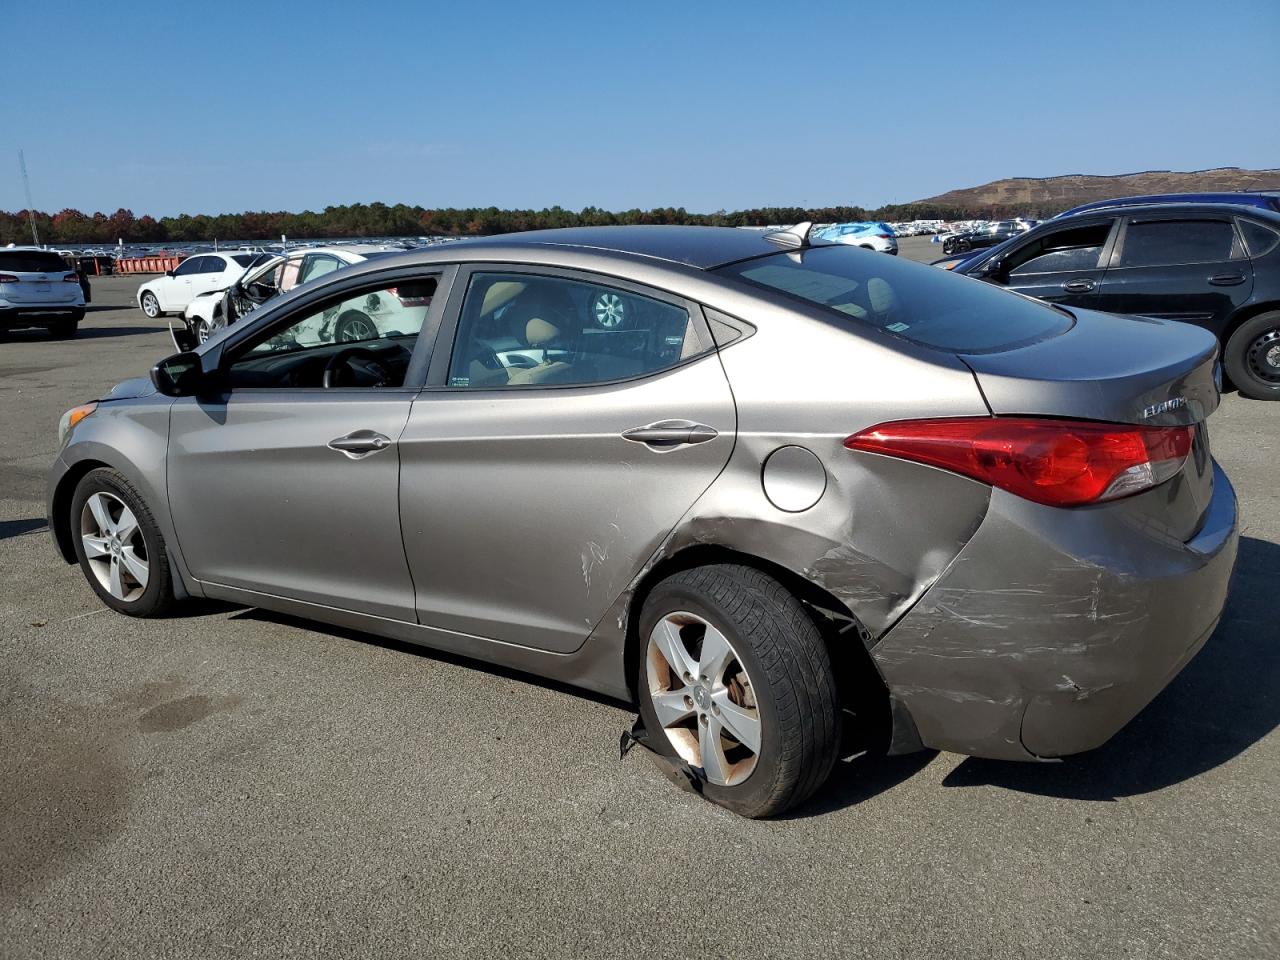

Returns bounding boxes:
[1118,219,1239,267]
[225,276,438,389]
[1007,223,1111,276]
[173,257,204,277]
[717,245,1072,353]
[447,272,707,389]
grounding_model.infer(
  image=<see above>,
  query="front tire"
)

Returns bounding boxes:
[70,468,176,617]
[637,564,840,818]
[140,291,163,318]
[334,310,377,342]
[1224,311,1280,401]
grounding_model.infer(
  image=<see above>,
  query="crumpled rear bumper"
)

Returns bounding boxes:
[871,462,1239,761]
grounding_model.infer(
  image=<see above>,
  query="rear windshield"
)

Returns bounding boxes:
[231,254,260,267]
[715,245,1073,353]
[0,250,67,273]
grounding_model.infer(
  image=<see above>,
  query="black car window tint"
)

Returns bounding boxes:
[1238,219,1280,258]
[1119,220,1237,268]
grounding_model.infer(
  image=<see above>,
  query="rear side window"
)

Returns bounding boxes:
[716,246,1072,353]
[448,272,708,388]
[1238,219,1280,258]
[1118,220,1239,267]
[0,250,67,272]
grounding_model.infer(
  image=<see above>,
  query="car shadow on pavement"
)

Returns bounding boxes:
[0,518,48,540]
[76,325,166,340]
[228,606,634,711]
[941,535,1279,801]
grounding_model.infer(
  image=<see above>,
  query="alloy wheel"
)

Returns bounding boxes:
[80,491,149,602]
[591,291,626,328]
[646,612,761,786]
[141,293,160,318]
[338,316,376,341]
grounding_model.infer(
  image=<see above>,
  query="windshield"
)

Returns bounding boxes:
[715,246,1073,353]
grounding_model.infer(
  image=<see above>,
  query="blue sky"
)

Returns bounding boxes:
[6,0,1277,216]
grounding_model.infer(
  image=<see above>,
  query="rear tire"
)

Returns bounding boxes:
[70,468,176,617]
[1224,311,1280,401]
[636,564,840,818]
[49,314,81,339]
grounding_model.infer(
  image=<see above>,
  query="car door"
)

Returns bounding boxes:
[990,218,1118,309]
[196,255,237,299]
[162,255,206,310]
[167,266,453,621]
[1092,215,1254,335]
[397,266,737,654]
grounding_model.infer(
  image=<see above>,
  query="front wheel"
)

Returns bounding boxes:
[196,313,224,344]
[637,564,840,818]
[70,467,176,617]
[140,291,163,318]
[1224,311,1280,401]
[334,310,377,342]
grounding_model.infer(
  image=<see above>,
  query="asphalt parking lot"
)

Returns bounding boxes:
[2,238,1277,959]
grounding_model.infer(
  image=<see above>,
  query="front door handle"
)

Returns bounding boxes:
[1062,278,1096,294]
[1208,273,1246,286]
[622,420,719,449]
[328,429,392,459]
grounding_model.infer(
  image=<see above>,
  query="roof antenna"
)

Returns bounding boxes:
[763,221,813,248]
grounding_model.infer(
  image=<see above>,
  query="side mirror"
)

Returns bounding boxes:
[165,269,175,278]
[980,256,1007,281]
[150,351,206,397]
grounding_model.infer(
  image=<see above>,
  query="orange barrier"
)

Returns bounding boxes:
[114,254,187,275]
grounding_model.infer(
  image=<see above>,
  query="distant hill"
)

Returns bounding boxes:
[910,167,1280,217]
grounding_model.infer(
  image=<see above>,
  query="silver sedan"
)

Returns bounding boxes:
[49,225,1238,817]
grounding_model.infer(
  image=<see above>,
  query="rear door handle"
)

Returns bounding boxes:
[622,419,719,448]
[1061,279,1096,294]
[328,429,392,459]
[1208,273,1246,286]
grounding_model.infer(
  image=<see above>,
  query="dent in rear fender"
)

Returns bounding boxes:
[586,434,993,658]
[871,467,1238,761]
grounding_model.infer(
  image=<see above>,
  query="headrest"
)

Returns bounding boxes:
[526,316,561,347]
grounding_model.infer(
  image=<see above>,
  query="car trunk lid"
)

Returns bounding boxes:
[961,307,1220,541]
[0,251,79,305]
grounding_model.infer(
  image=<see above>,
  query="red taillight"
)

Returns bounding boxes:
[64,272,80,282]
[876,233,893,239]
[845,417,1194,507]
[0,274,18,283]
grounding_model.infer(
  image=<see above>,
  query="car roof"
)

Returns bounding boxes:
[1058,201,1280,222]
[1060,192,1280,217]
[449,225,788,269]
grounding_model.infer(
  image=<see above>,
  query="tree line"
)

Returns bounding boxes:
[0,199,1061,246]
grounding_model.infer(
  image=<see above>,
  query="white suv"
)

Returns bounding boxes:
[0,247,86,338]
[136,252,259,319]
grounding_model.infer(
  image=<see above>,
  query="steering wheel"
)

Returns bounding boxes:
[323,347,392,389]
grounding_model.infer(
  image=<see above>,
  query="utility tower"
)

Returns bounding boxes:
[18,149,40,246]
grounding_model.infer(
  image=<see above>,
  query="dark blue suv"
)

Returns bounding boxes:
[1060,192,1280,218]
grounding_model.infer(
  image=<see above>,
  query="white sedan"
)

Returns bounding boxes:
[136,252,259,319]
